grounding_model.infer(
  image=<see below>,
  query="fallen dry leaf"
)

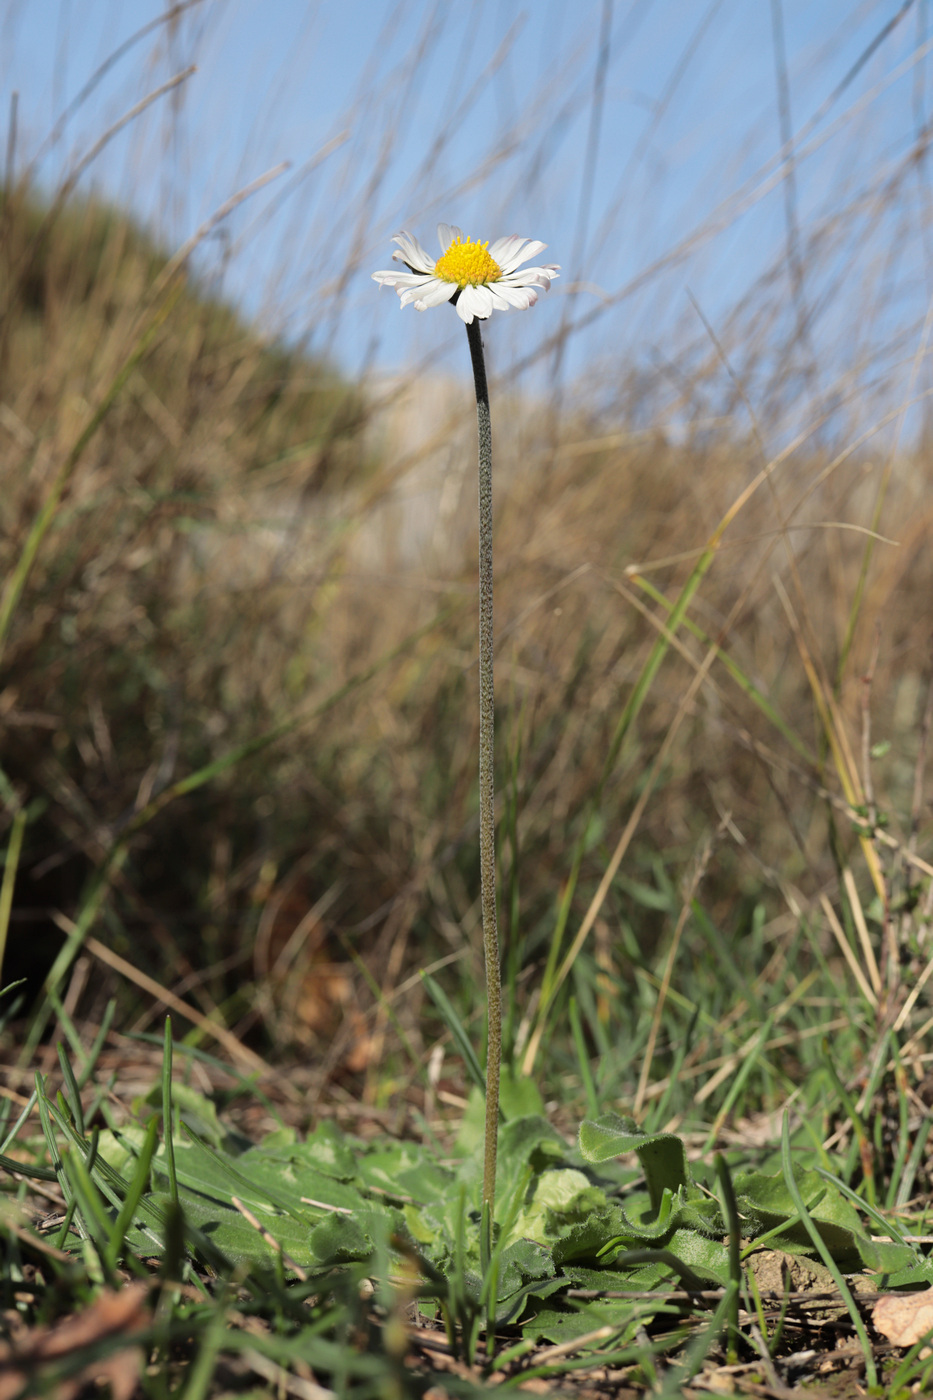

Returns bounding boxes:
[0,1281,149,1400]
[872,1289,933,1347]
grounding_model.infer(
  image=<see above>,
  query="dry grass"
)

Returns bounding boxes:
[6,15,933,1393]
[1,6,933,1116]
[1,176,932,1093]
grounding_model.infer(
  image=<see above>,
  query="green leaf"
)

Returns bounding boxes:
[563,1265,652,1290]
[455,1072,548,1157]
[734,1164,886,1267]
[258,1126,298,1152]
[308,1212,372,1265]
[500,1237,556,1281]
[134,1083,228,1148]
[235,1142,365,1212]
[550,1204,632,1264]
[132,1189,372,1272]
[179,1127,311,1220]
[579,1114,690,1211]
[661,1229,730,1285]
[292,1121,359,1181]
[357,1139,455,1205]
[507,1168,605,1247]
[496,1115,567,1175]
[523,1301,645,1346]
[490,1239,561,1324]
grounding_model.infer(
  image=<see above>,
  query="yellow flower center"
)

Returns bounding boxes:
[434,236,501,287]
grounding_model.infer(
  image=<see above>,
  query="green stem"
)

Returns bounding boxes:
[466,316,501,1231]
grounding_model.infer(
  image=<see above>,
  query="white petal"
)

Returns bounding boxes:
[487,235,524,263]
[437,223,463,253]
[492,282,536,309]
[501,264,559,291]
[373,269,432,289]
[507,239,547,270]
[413,280,457,310]
[457,284,494,322]
[391,231,436,273]
[491,236,547,271]
[454,291,476,323]
[399,276,446,307]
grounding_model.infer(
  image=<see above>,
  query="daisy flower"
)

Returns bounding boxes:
[372,223,559,324]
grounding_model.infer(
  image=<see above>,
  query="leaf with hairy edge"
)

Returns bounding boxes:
[129,1190,376,1271]
[507,1167,602,1242]
[279,1121,360,1181]
[357,1140,455,1204]
[491,1238,561,1324]
[578,1114,689,1211]
[734,1165,914,1272]
[523,1302,651,1347]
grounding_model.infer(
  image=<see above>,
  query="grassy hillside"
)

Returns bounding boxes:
[7,0,933,1383]
[4,181,933,1394]
[2,181,932,1098]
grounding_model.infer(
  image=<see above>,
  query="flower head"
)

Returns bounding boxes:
[373,223,559,324]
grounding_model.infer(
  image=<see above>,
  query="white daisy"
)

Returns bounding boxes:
[372,223,559,324]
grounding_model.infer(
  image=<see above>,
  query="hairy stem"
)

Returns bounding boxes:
[466,316,501,1231]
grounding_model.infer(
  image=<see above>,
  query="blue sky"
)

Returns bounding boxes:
[3,1,932,439]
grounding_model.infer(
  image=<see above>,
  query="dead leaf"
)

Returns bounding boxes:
[0,1282,149,1400]
[873,1289,933,1347]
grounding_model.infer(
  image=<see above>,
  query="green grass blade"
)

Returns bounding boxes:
[179,1300,227,1400]
[163,1015,179,1206]
[714,1153,742,1364]
[421,971,486,1096]
[105,1114,160,1273]
[703,1015,774,1151]
[43,1099,167,1255]
[0,1149,59,1182]
[77,999,117,1090]
[59,1134,112,1247]
[0,809,26,985]
[127,1031,285,1128]
[0,1088,38,1157]
[820,1038,869,1192]
[642,1006,699,1132]
[631,572,816,764]
[813,1166,919,1254]
[45,1097,230,1270]
[568,996,599,1118]
[604,550,716,780]
[897,1116,933,1209]
[662,1282,739,1395]
[22,845,130,1064]
[780,1111,876,1387]
[57,1043,85,1136]
[35,1074,67,1184]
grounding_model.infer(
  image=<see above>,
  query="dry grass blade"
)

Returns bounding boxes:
[842,866,881,999]
[72,930,274,1080]
[819,894,878,1011]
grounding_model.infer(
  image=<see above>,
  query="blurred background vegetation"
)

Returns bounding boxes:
[2,3,933,1129]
